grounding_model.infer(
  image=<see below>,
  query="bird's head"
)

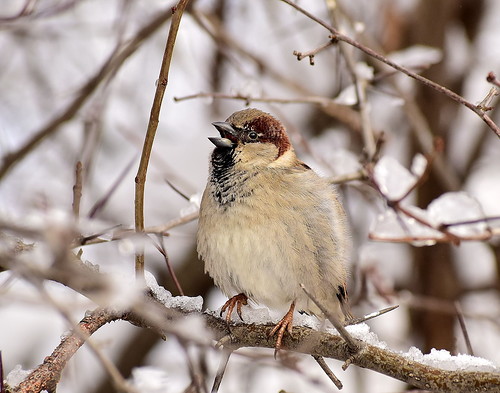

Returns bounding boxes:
[209,108,293,168]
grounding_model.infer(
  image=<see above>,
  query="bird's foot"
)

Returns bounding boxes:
[220,293,248,324]
[269,302,295,356]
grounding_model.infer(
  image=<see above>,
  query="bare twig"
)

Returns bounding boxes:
[152,234,185,296]
[346,305,399,326]
[174,91,338,107]
[135,0,191,280]
[312,355,343,390]
[293,40,335,65]
[476,87,499,112]
[277,0,500,138]
[455,301,474,356]
[211,349,232,393]
[0,7,175,181]
[72,161,83,219]
[0,351,4,393]
[324,0,376,158]
[88,155,137,219]
[486,72,500,89]
[299,284,361,352]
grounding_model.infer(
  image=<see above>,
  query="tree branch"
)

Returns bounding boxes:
[277,0,500,138]
[0,6,175,181]
[10,294,499,393]
[134,0,191,280]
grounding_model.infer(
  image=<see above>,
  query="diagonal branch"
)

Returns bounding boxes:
[0,6,176,182]
[277,0,500,138]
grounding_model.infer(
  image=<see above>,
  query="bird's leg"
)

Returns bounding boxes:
[269,302,295,353]
[220,293,248,324]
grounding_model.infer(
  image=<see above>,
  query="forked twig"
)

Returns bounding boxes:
[277,0,500,138]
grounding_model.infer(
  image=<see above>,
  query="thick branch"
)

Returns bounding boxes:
[10,296,499,393]
[13,308,126,393]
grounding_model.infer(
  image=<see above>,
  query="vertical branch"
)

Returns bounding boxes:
[325,0,376,158]
[134,0,191,280]
[72,161,83,219]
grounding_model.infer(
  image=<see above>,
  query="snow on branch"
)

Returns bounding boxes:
[7,280,500,393]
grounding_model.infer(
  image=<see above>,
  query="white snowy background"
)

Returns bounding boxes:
[1,0,499,392]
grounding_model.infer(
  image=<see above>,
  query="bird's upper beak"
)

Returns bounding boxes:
[209,122,237,148]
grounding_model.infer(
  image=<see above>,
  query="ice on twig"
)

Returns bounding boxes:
[410,153,427,177]
[333,84,357,105]
[373,156,419,201]
[388,45,442,70]
[405,347,499,373]
[427,192,487,236]
[145,271,202,313]
[371,208,442,246]
[180,193,202,217]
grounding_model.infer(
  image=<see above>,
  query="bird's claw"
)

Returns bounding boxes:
[220,293,248,324]
[269,302,295,357]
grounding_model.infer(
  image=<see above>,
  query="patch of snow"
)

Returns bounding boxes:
[129,366,169,393]
[404,347,499,373]
[373,156,418,201]
[427,192,487,236]
[388,45,442,70]
[145,271,203,313]
[345,323,388,349]
[5,364,32,388]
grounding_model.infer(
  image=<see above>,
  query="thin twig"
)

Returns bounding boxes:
[346,305,399,326]
[0,351,4,393]
[152,234,185,296]
[211,349,232,393]
[87,155,137,219]
[174,91,336,107]
[135,0,191,280]
[165,178,191,201]
[486,72,500,89]
[0,7,175,181]
[312,355,343,390]
[299,284,360,352]
[293,40,335,65]
[277,0,500,138]
[455,301,474,356]
[325,0,376,158]
[72,161,83,219]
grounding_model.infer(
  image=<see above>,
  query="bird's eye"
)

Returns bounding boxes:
[248,131,258,140]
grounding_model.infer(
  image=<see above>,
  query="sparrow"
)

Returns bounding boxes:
[197,108,351,351]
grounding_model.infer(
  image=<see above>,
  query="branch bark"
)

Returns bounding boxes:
[10,295,500,393]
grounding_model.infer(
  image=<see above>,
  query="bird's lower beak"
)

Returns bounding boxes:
[210,121,238,148]
[208,137,234,148]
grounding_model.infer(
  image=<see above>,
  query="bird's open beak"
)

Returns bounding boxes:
[209,122,237,148]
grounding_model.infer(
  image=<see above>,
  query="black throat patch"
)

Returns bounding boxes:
[210,148,253,206]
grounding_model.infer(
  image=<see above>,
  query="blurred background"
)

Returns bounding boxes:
[1,0,499,392]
